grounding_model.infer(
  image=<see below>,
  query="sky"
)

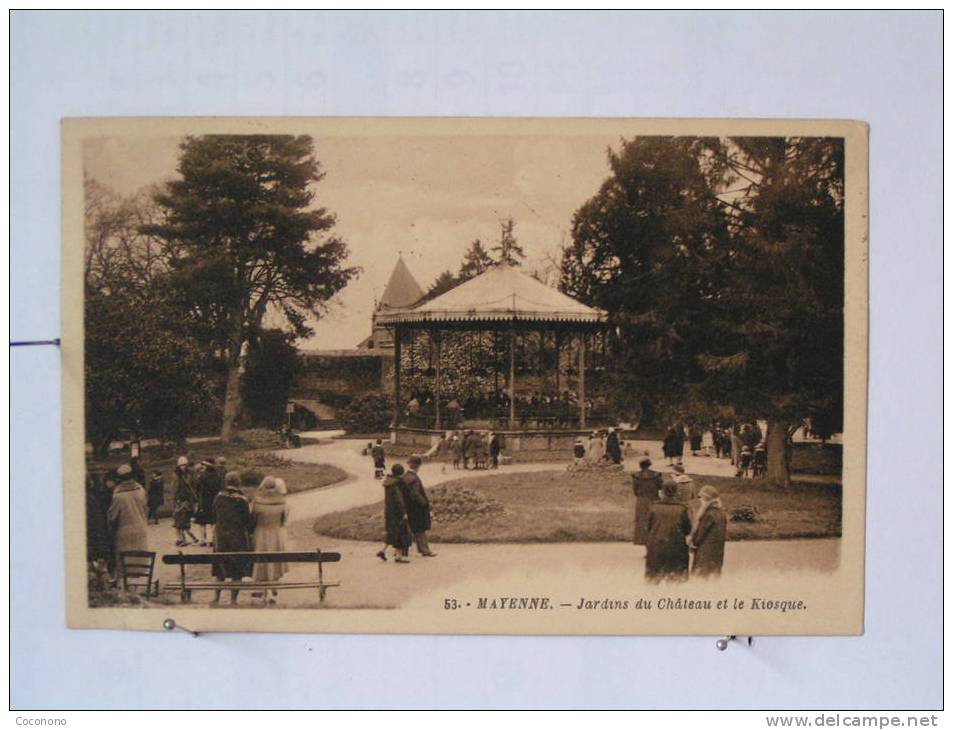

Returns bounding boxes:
[83,127,630,349]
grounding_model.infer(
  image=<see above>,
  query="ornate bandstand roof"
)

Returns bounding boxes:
[376,264,606,327]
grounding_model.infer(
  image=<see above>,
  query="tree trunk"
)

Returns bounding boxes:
[766,419,792,488]
[220,310,250,442]
[220,361,243,442]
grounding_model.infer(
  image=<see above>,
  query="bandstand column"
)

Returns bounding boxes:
[578,332,586,428]
[393,326,402,427]
[509,325,516,429]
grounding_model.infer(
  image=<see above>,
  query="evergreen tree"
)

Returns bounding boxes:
[491,218,525,266]
[144,135,359,440]
[458,239,494,280]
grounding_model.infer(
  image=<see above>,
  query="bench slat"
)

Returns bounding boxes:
[162,551,341,565]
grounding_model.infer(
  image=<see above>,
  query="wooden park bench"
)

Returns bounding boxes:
[161,550,341,604]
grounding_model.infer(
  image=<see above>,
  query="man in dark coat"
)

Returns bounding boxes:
[673,425,685,465]
[400,455,436,557]
[631,457,662,546]
[371,439,386,479]
[85,470,113,567]
[194,460,222,546]
[690,485,728,577]
[662,427,677,465]
[378,464,412,563]
[212,471,253,604]
[488,432,502,469]
[605,428,622,464]
[645,481,692,582]
[147,469,165,524]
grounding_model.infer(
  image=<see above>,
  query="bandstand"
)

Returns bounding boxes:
[376,265,609,451]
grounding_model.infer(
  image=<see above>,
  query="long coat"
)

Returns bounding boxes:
[645,499,692,581]
[464,433,480,460]
[251,498,289,581]
[172,469,196,530]
[631,469,662,545]
[371,444,386,469]
[691,503,728,577]
[107,480,149,564]
[400,470,432,534]
[194,468,222,525]
[383,475,412,549]
[662,429,678,458]
[85,472,113,564]
[147,475,165,511]
[212,488,253,579]
[605,432,622,464]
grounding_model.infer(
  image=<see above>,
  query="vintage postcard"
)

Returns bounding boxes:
[63,117,867,634]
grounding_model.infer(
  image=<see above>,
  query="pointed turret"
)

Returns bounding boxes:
[363,256,424,350]
[378,255,424,310]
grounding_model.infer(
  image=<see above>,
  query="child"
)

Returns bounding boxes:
[371,439,386,479]
[738,446,753,478]
[572,438,586,467]
[172,457,200,546]
[147,469,165,525]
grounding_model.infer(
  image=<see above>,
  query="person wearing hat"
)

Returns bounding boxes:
[251,476,290,601]
[631,457,662,546]
[587,430,603,464]
[644,480,692,582]
[689,485,728,577]
[212,471,253,605]
[378,464,412,563]
[668,464,697,505]
[605,427,622,465]
[172,457,200,546]
[194,458,223,546]
[400,455,436,557]
[106,463,149,581]
[146,469,165,525]
[371,439,386,480]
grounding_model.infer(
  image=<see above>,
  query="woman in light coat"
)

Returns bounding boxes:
[251,476,289,602]
[106,464,149,580]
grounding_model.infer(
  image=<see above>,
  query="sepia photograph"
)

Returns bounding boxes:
[62,117,867,634]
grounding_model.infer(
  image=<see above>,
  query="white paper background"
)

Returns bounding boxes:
[10,10,942,709]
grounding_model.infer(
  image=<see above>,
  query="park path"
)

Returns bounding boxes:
[146,434,840,609]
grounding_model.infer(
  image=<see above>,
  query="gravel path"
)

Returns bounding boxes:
[143,435,840,610]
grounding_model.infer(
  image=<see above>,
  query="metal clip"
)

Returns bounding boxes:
[716,635,753,651]
[162,618,200,637]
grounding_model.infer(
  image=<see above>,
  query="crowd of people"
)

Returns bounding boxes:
[662,422,768,478]
[85,454,292,604]
[571,427,624,467]
[631,458,728,582]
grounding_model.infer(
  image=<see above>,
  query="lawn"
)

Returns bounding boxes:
[88,430,348,518]
[313,468,841,543]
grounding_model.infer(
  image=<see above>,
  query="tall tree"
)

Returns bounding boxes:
[490,218,525,266]
[458,239,493,280]
[418,269,459,304]
[701,136,845,486]
[561,135,845,487]
[145,135,359,440]
[560,137,730,426]
[84,178,215,456]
